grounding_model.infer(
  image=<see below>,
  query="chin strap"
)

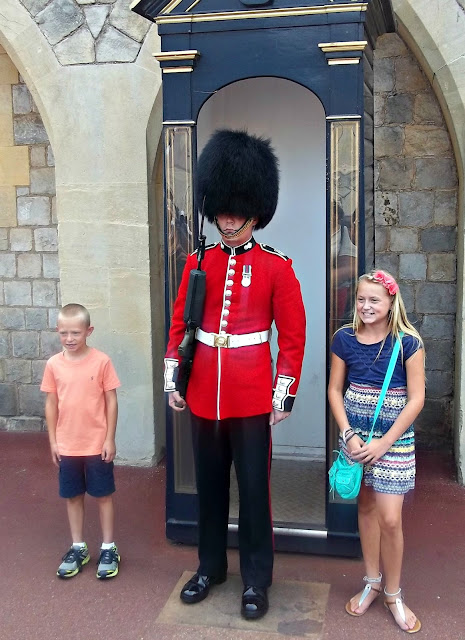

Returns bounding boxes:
[215,216,254,239]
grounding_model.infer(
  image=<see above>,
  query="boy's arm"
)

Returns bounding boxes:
[102,389,118,462]
[45,392,60,467]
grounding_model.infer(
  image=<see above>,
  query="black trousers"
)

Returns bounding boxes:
[191,413,274,589]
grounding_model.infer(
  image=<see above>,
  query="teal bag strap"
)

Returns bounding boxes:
[365,331,404,445]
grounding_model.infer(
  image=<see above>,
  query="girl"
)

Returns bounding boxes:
[328,270,425,634]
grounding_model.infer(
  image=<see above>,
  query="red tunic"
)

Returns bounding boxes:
[164,237,306,421]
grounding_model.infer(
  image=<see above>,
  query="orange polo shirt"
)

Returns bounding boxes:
[41,348,121,456]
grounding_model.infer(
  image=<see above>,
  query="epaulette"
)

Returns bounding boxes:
[190,243,218,256]
[259,243,289,261]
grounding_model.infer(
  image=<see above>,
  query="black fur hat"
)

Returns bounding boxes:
[196,129,279,230]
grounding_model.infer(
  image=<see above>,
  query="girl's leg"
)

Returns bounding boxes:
[376,492,419,632]
[347,483,382,614]
[96,494,114,544]
[66,494,85,542]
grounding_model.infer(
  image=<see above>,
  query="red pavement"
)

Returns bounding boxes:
[1,431,464,640]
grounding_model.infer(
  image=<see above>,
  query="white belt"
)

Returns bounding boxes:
[195,327,270,349]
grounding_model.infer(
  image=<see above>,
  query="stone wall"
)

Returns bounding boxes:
[19,0,150,65]
[0,46,60,431]
[374,33,458,449]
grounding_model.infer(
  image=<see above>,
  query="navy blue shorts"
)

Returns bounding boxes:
[59,455,115,499]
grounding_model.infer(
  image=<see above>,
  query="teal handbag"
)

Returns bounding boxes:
[328,333,403,500]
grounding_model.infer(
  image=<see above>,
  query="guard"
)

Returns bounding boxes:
[164,129,306,620]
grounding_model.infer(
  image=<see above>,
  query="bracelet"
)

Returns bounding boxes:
[345,432,356,444]
[342,427,353,444]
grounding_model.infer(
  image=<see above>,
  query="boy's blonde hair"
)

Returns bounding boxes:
[58,303,91,328]
[351,270,424,356]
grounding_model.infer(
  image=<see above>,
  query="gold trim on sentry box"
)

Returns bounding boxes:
[162,67,194,73]
[327,58,361,65]
[156,4,368,24]
[318,40,367,53]
[154,50,200,61]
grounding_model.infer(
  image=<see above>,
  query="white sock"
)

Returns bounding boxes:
[101,542,115,550]
[72,542,86,548]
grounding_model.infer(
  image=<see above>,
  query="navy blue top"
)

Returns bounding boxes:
[331,327,422,388]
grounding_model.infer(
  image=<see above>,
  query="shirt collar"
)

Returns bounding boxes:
[220,236,256,256]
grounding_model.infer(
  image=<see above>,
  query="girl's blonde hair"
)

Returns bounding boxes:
[351,270,424,356]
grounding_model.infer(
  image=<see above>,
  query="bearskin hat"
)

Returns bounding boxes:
[196,129,279,230]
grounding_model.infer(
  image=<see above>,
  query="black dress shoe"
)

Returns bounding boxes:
[180,572,227,604]
[241,585,269,620]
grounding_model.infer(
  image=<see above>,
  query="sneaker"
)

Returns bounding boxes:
[57,544,90,578]
[96,545,120,579]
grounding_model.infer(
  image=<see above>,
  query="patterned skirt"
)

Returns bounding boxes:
[340,382,415,495]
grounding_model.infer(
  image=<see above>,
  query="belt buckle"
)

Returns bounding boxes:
[214,334,229,348]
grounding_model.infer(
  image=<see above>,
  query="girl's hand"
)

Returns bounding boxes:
[351,437,390,465]
[346,434,364,459]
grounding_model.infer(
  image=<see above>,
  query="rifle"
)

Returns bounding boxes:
[175,211,207,399]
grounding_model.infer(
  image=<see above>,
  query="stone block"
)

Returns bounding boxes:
[404,126,451,157]
[5,359,32,383]
[424,339,454,371]
[390,228,418,252]
[374,126,404,158]
[0,113,14,146]
[4,280,32,305]
[415,158,458,189]
[0,280,3,305]
[41,331,61,358]
[12,332,39,358]
[30,168,56,196]
[414,93,443,125]
[400,282,415,314]
[26,307,48,330]
[43,254,59,279]
[434,191,457,226]
[0,308,25,330]
[0,417,6,430]
[30,145,46,168]
[18,254,42,278]
[109,0,150,42]
[48,308,59,328]
[398,191,434,227]
[420,227,456,252]
[373,58,394,92]
[378,158,414,190]
[428,254,456,282]
[51,196,57,224]
[399,253,426,280]
[12,84,32,115]
[35,0,85,46]
[84,5,109,38]
[374,253,399,278]
[375,33,407,59]
[0,331,8,357]
[0,384,17,415]
[96,26,140,63]
[8,416,44,432]
[395,55,428,92]
[375,226,389,252]
[18,384,45,417]
[34,228,57,252]
[415,398,451,446]
[32,360,47,384]
[10,228,32,252]
[0,228,7,250]
[33,280,57,307]
[385,94,413,124]
[13,113,49,145]
[421,315,455,340]
[0,186,16,227]
[21,0,51,17]
[374,94,385,126]
[0,146,29,186]
[0,85,12,115]
[18,196,50,230]
[16,187,29,196]
[47,146,55,167]
[55,26,96,65]
[416,283,456,314]
[0,254,16,277]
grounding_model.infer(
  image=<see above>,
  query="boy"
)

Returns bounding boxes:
[41,303,121,579]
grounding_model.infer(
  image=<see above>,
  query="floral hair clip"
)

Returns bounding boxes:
[372,270,399,296]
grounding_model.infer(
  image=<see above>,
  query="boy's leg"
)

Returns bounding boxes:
[66,494,85,542]
[97,494,114,543]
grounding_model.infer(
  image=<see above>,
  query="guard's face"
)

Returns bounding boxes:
[216,213,248,235]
